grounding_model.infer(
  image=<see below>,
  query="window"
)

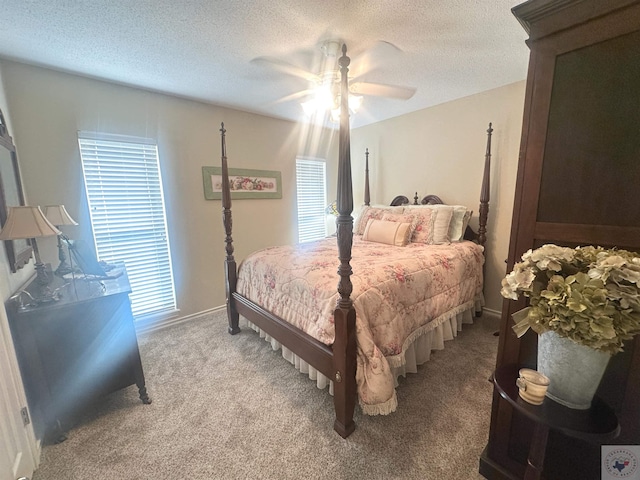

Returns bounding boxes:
[78,132,176,318]
[295,158,327,243]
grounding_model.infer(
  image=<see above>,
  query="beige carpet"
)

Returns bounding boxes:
[33,311,499,480]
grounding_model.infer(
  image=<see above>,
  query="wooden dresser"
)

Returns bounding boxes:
[7,266,151,443]
[480,1,640,479]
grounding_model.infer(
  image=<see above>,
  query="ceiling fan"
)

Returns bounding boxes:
[252,40,417,117]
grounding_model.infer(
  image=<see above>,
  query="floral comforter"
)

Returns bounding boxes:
[236,236,484,414]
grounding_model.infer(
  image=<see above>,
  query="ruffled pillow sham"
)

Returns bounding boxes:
[354,205,404,235]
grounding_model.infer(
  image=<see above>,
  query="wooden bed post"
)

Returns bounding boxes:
[477,122,492,248]
[332,44,357,439]
[364,148,370,206]
[220,123,240,335]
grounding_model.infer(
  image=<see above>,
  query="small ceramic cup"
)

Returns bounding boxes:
[516,368,550,405]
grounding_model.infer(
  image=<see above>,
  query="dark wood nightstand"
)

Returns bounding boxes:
[7,265,151,444]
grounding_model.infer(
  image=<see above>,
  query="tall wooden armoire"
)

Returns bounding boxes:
[480,1,640,479]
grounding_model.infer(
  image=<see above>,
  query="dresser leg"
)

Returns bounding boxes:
[137,383,152,404]
[45,419,68,445]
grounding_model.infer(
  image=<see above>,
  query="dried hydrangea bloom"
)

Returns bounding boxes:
[502,243,640,354]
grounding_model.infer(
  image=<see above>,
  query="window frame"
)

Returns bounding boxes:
[77,131,177,319]
[295,157,328,243]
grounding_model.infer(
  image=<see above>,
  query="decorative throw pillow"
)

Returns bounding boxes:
[381,212,419,239]
[354,205,404,235]
[403,207,435,244]
[362,219,412,246]
[404,205,455,244]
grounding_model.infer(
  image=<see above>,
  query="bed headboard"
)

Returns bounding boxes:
[389,193,443,206]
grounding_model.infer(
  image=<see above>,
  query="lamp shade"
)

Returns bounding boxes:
[0,206,61,240]
[44,205,78,226]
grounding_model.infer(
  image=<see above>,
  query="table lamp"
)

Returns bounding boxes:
[44,205,78,276]
[0,206,61,286]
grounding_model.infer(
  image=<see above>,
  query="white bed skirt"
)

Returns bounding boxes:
[242,297,484,411]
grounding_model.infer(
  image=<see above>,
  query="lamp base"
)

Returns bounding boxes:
[33,263,62,304]
[34,262,51,286]
[35,287,61,304]
[54,260,73,277]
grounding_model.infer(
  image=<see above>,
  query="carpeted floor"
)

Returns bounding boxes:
[33,311,499,480]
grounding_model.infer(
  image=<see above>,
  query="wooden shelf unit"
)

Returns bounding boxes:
[480,1,640,479]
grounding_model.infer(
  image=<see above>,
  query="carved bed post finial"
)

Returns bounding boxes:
[332,43,357,439]
[220,122,240,334]
[477,122,493,248]
[413,192,419,205]
[364,148,370,206]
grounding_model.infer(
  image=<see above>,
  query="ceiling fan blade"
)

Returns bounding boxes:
[350,81,416,100]
[251,56,319,82]
[349,41,404,78]
[273,89,315,104]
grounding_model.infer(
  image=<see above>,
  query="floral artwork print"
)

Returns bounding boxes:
[215,175,277,192]
[202,166,281,199]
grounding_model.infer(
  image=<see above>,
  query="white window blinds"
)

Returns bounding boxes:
[296,158,327,243]
[78,133,176,318]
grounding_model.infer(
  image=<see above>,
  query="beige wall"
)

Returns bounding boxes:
[0,60,338,320]
[351,81,526,313]
[0,62,39,463]
[0,67,36,299]
[1,58,525,319]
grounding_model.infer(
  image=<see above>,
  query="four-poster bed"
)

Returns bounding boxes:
[219,45,492,438]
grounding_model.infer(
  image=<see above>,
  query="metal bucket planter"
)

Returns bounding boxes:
[537,330,610,409]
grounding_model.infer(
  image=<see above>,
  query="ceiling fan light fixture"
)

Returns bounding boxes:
[330,107,340,123]
[301,100,317,116]
[301,83,339,116]
[348,94,363,113]
[330,94,364,123]
[306,94,363,121]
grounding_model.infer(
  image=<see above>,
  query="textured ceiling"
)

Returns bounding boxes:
[0,0,530,128]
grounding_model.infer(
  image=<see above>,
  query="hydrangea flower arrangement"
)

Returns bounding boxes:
[501,244,640,354]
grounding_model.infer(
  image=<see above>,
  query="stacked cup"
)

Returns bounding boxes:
[516,368,550,405]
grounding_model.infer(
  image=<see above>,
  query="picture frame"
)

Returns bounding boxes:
[202,166,282,200]
[0,108,33,272]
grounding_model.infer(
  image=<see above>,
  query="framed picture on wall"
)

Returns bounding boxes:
[202,166,282,200]
[0,108,33,272]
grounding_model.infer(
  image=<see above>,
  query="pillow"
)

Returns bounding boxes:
[354,205,404,235]
[381,212,419,240]
[362,219,412,246]
[402,207,435,243]
[429,206,454,244]
[404,205,454,244]
[460,210,473,241]
[447,205,471,242]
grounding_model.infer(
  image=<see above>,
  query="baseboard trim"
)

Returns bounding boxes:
[483,307,501,319]
[136,305,503,336]
[136,305,226,335]
[480,307,501,331]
